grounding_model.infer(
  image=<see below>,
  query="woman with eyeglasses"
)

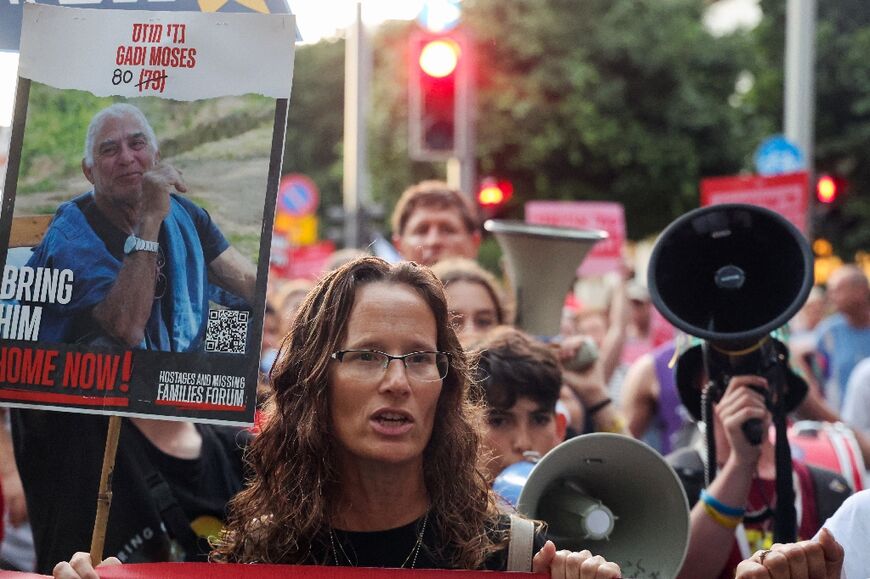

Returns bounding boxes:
[53,257,619,578]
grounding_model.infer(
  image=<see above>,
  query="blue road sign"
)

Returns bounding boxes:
[278,173,319,217]
[1,0,298,52]
[754,135,805,176]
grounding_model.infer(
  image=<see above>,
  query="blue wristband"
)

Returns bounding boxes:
[700,489,745,518]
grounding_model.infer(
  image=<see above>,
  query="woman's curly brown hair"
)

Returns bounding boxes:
[212,257,504,568]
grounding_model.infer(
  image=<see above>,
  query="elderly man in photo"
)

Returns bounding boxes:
[26,103,255,351]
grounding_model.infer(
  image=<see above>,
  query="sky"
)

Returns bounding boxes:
[0,0,761,127]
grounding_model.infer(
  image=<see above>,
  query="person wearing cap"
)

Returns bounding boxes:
[620,281,674,366]
[666,342,852,579]
[391,181,481,266]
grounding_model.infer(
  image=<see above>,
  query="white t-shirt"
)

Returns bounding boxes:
[842,358,870,435]
[815,489,870,579]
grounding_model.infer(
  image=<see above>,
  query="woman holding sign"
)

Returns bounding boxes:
[55,257,621,578]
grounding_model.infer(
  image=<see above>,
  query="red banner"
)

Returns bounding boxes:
[700,171,809,235]
[0,563,543,579]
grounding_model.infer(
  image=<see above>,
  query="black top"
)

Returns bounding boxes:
[12,410,250,573]
[306,513,545,571]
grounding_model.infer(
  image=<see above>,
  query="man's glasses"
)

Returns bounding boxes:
[330,349,450,382]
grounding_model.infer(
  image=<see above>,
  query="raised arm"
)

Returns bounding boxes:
[92,164,182,346]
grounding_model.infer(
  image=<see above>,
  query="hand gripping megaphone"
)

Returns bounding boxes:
[515,434,690,578]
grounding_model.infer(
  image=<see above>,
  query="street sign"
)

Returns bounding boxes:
[277,173,319,217]
[754,135,805,176]
[700,172,809,234]
[418,0,461,33]
[0,0,297,52]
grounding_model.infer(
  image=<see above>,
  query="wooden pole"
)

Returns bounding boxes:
[90,415,123,566]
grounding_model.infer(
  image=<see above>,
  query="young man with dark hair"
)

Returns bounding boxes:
[471,326,566,479]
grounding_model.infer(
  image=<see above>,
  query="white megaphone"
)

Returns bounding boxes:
[483,220,606,338]
[516,434,690,579]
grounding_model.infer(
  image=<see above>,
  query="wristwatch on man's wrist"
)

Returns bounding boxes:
[123,234,159,255]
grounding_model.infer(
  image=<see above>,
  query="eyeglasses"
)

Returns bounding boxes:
[330,349,450,382]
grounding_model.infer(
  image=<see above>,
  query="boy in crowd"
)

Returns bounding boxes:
[471,327,566,480]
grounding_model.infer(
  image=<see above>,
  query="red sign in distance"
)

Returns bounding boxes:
[700,171,809,234]
[525,201,625,276]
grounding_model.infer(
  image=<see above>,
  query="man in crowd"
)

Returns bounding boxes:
[12,103,253,573]
[667,344,851,579]
[815,265,870,410]
[391,180,481,266]
[25,102,256,350]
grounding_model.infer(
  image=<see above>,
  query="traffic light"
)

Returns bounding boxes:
[816,174,846,204]
[408,30,469,161]
[476,177,512,217]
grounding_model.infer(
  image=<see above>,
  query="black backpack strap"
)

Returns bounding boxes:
[127,425,210,562]
[806,465,852,526]
[144,470,204,555]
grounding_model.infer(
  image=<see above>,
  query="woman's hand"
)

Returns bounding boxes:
[533,540,621,578]
[53,552,121,579]
[734,528,844,579]
[716,375,771,470]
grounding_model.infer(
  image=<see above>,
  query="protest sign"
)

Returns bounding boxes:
[0,4,296,426]
[525,200,625,276]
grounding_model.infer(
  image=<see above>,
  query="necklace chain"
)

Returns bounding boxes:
[329,511,429,569]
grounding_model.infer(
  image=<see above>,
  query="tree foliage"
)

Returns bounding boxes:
[747,0,870,257]
[368,0,756,239]
[282,39,346,216]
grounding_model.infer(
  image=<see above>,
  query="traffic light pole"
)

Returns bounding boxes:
[342,1,371,249]
[784,0,816,175]
[446,33,475,199]
[784,0,817,239]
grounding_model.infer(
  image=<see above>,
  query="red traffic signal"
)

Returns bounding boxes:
[477,178,513,211]
[816,174,846,204]
[419,39,459,78]
[408,31,469,161]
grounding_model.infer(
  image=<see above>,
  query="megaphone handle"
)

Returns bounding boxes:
[741,418,764,446]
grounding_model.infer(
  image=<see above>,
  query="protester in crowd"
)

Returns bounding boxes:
[842,357,870,435]
[323,247,370,273]
[391,181,481,266]
[25,102,256,350]
[430,257,510,348]
[667,359,851,579]
[620,339,696,454]
[619,281,673,367]
[18,412,250,573]
[470,327,567,480]
[789,286,827,353]
[55,257,621,578]
[0,408,35,572]
[574,273,629,393]
[736,488,870,578]
[814,265,870,410]
[430,259,621,437]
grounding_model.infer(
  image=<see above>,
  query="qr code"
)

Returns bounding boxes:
[205,309,249,354]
